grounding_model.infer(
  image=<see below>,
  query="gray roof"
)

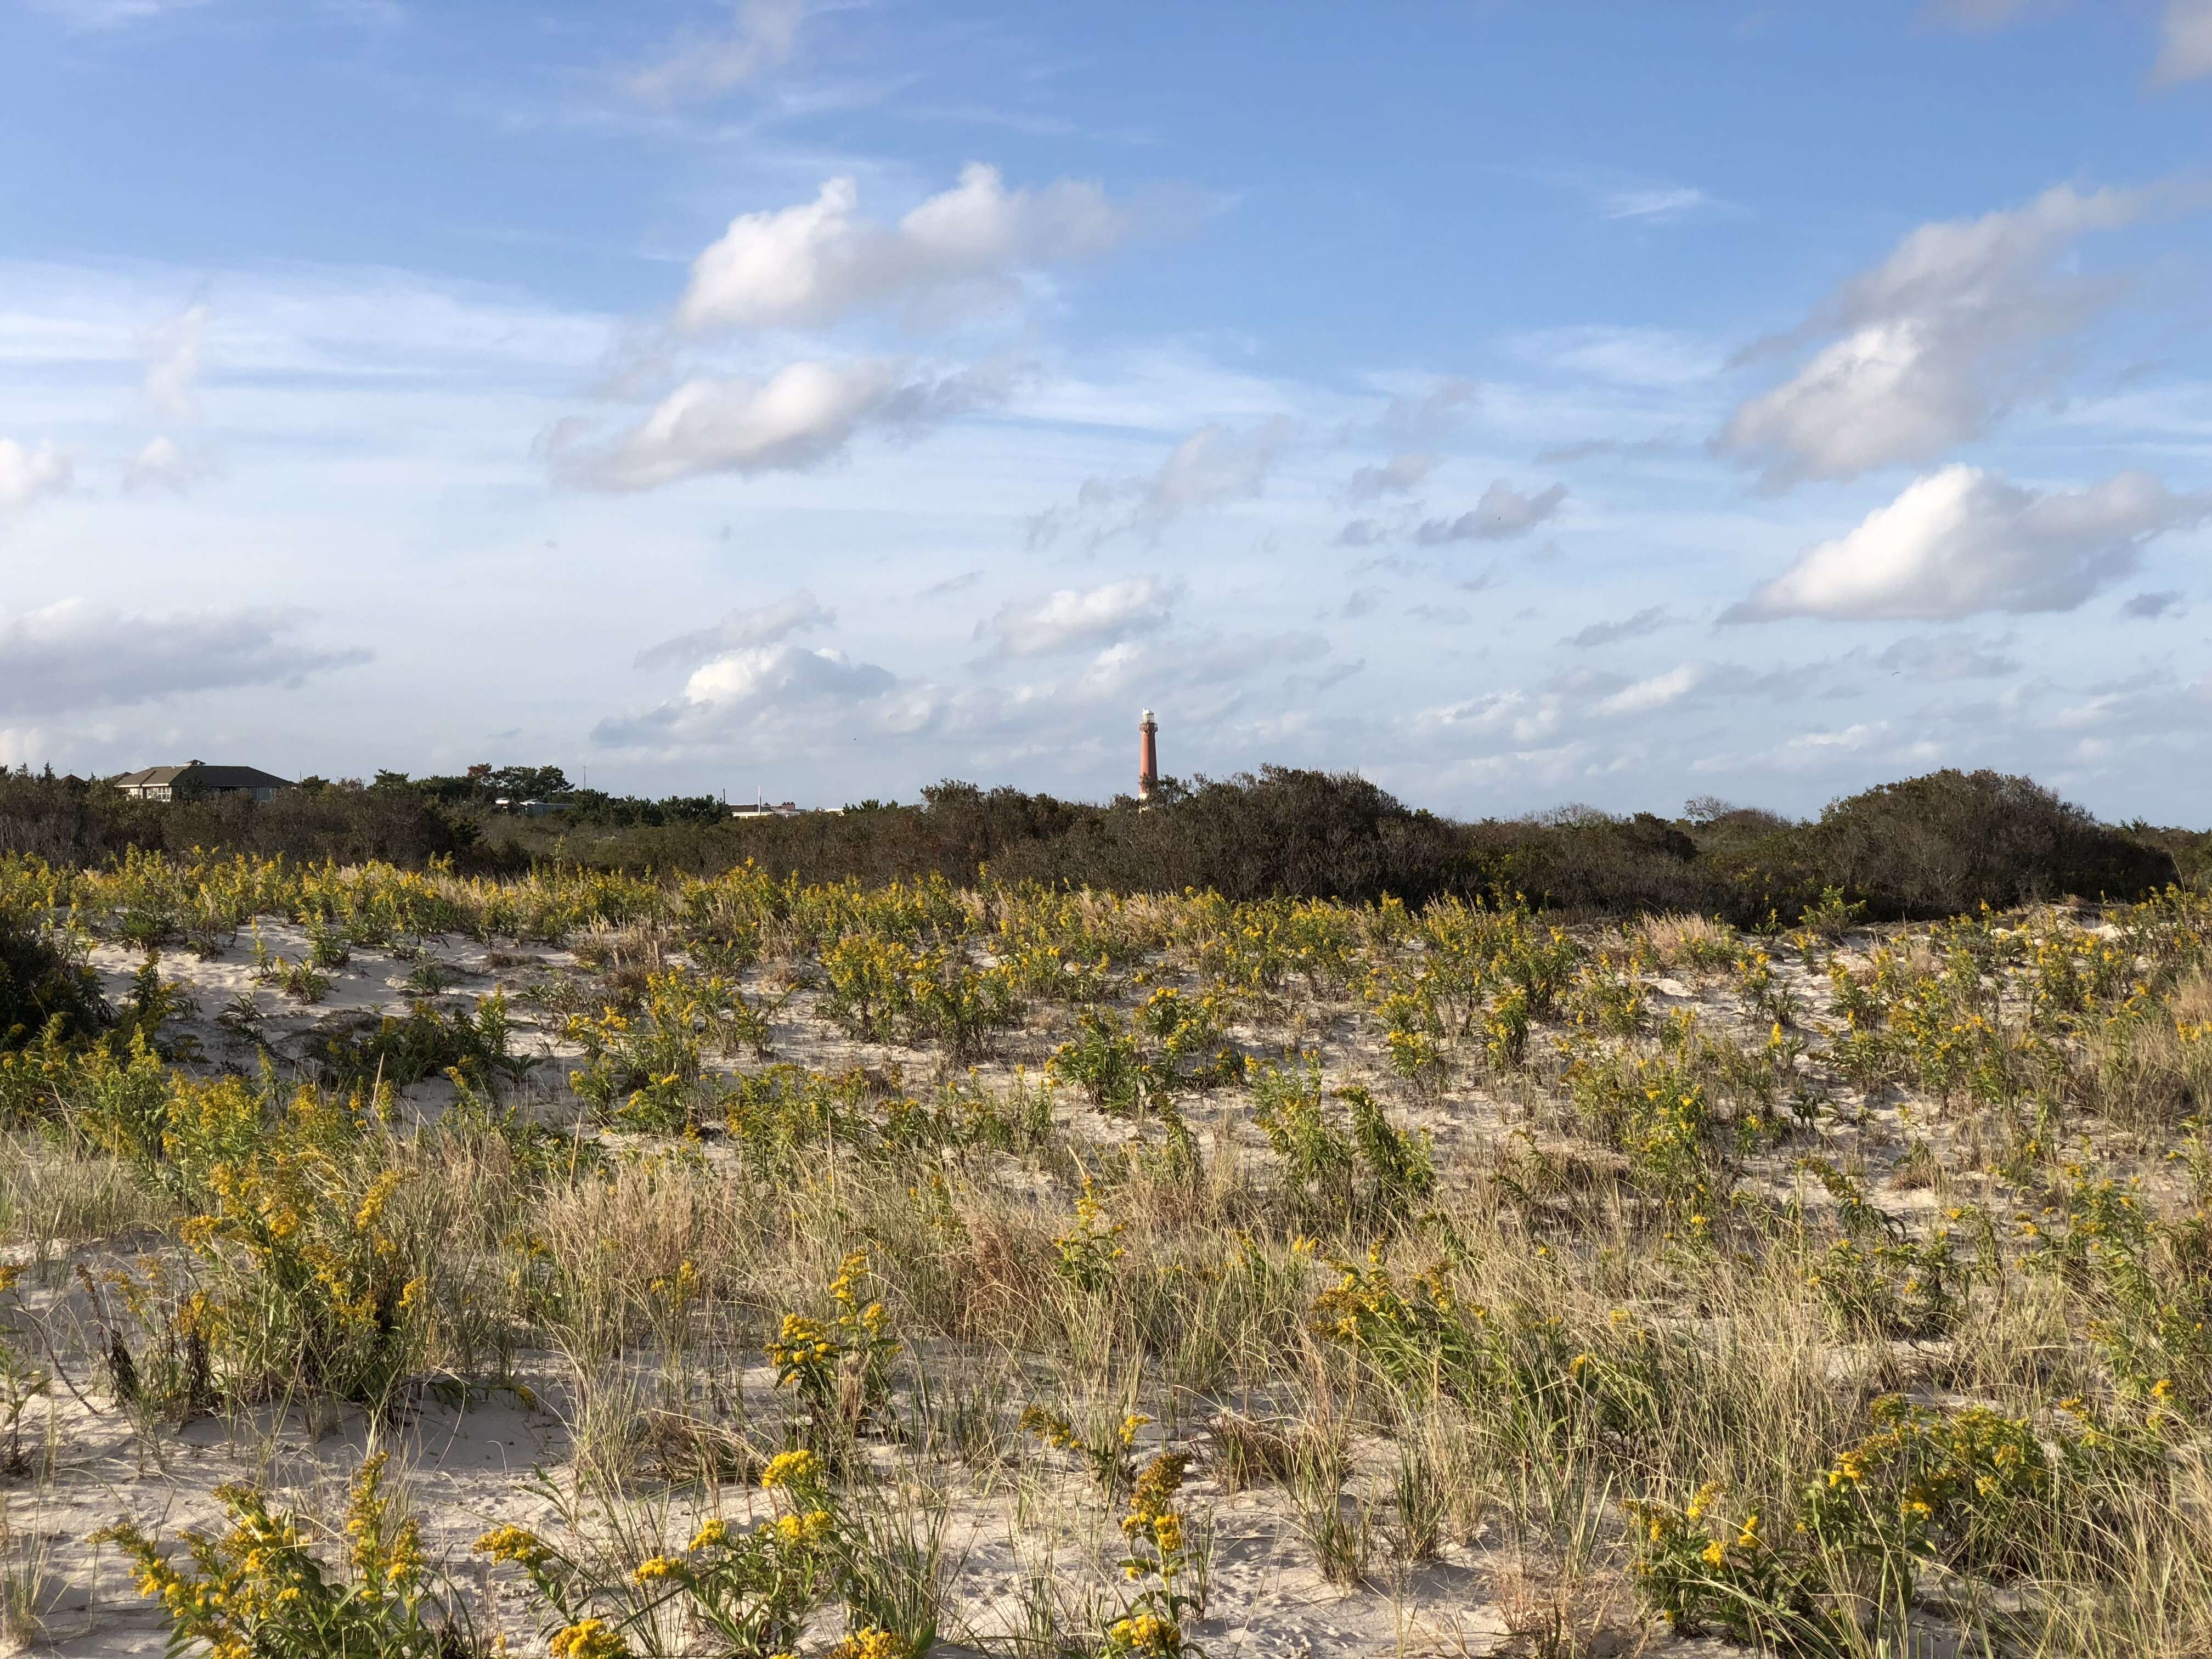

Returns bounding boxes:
[114,763,295,791]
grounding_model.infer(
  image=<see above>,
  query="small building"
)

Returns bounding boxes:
[494,797,571,817]
[729,799,803,819]
[113,761,296,803]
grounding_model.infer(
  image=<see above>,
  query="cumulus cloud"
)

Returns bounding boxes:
[635,590,833,670]
[978,577,1177,657]
[0,441,71,516]
[677,164,1140,333]
[550,358,1014,491]
[0,600,365,715]
[625,0,804,101]
[1718,184,2153,486]
[1346,452,1435,500]
[1414,480,1567,544]
[144,301,210,419]
[595,642,906,753]
[1037,417,1297,548]
[2156,0,2212,83]
[1726,465,2209,622]
[1565,605,1673,649]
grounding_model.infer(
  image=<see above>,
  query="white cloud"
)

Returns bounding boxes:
[144,301,210,419]
[122,435,216,495]
[1037,417,1297,547]
[1719,184,2152,485]
[1726,465,2209,622]
[595,642,906,753]
[625,0,805,102]
[1600,185,1726,223]
[1070,629,1325,702]
[979,577,1177,657]
[1346,452,1435,500]
[0,440,71,516]
[1410,689,1562,747]
[677,164,1139,333]
[1784,722,1885,753]
[0,600,365,714]
[25,0,212,27]
[550,357,1014,490]
[1594,664,1702,717]
[1133,419,1294,521]
[1415,479,1567,544]
[2157,0,2212,83]
[635,590,833,670]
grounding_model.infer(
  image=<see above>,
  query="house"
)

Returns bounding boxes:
[729,799,803,819]
[113,761,296,803]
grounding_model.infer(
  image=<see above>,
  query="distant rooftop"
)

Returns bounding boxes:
[114,761,295,798]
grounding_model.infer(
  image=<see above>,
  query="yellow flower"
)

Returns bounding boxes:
[1701,1538,1727,1568]
[631,1554,682,1584]
[828,1629,911,1659]
[687,1517,731,1552]
[760,1449,820,1490]
[473,1525,551,1567]
[549,1620,628,1659]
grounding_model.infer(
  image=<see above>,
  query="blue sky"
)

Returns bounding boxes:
[5,0,2212,820]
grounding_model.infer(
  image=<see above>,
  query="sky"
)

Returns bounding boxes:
[4,0,2212,822]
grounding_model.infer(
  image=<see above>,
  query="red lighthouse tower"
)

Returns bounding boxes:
[1138,709,1159,803]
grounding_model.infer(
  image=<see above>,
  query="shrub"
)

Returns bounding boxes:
[0,904,103,1049]
[1796,770,2176,919]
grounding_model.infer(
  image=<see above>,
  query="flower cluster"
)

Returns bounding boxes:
[95,1455,454,1659]
[765,1250,901,1434]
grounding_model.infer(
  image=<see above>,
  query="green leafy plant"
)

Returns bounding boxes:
[97,1452,477,1659]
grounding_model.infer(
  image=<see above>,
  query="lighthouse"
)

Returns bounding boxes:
[1138,709,1159,803]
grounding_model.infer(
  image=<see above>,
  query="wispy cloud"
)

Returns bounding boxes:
[25,0,213,29]
[625,0,806,103]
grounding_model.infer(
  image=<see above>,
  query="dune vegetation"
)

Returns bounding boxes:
[1,770,2209,1656]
